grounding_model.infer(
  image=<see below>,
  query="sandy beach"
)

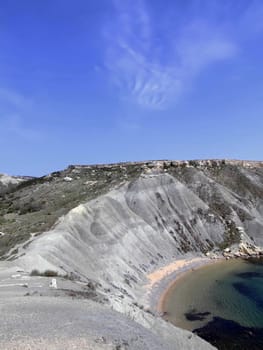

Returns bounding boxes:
[146,256,224,315]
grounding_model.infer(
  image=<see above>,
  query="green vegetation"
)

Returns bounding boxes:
[30,269,79,281]
[1,160,262,259]
[0,232,30,259]
[0,163,143,258]
[30,269,58,277]
[218,221,241,250]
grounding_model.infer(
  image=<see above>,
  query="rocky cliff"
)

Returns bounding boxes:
[1,159,263,349]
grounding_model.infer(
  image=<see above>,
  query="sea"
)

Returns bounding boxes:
[163,258,263,350]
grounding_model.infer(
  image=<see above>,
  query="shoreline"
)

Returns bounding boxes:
[145,255,225,316]
[157,257,227,316]
[146,252,263,322]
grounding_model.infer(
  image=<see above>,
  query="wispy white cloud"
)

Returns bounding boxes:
[0,88,32,110]
[176,20,237,73]
[0,88,40,142]
[0,114,41,141]
[102,0,238,110]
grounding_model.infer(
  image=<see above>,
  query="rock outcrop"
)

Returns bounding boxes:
[1,159,263,349]
[0,173,28,195]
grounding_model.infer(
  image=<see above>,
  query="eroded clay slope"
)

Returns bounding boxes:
[2,160,263,350]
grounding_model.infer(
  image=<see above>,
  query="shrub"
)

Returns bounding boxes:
[30,269,40,276]
[30,269,58,277]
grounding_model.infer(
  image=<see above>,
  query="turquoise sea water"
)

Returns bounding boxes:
[163,258,263,349]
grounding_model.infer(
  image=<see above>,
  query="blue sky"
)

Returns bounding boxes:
[1,0,263,176]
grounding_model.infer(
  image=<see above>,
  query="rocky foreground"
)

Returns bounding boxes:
[0,159,263,349]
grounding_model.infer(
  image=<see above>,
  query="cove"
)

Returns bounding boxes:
[162,258,263,349]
